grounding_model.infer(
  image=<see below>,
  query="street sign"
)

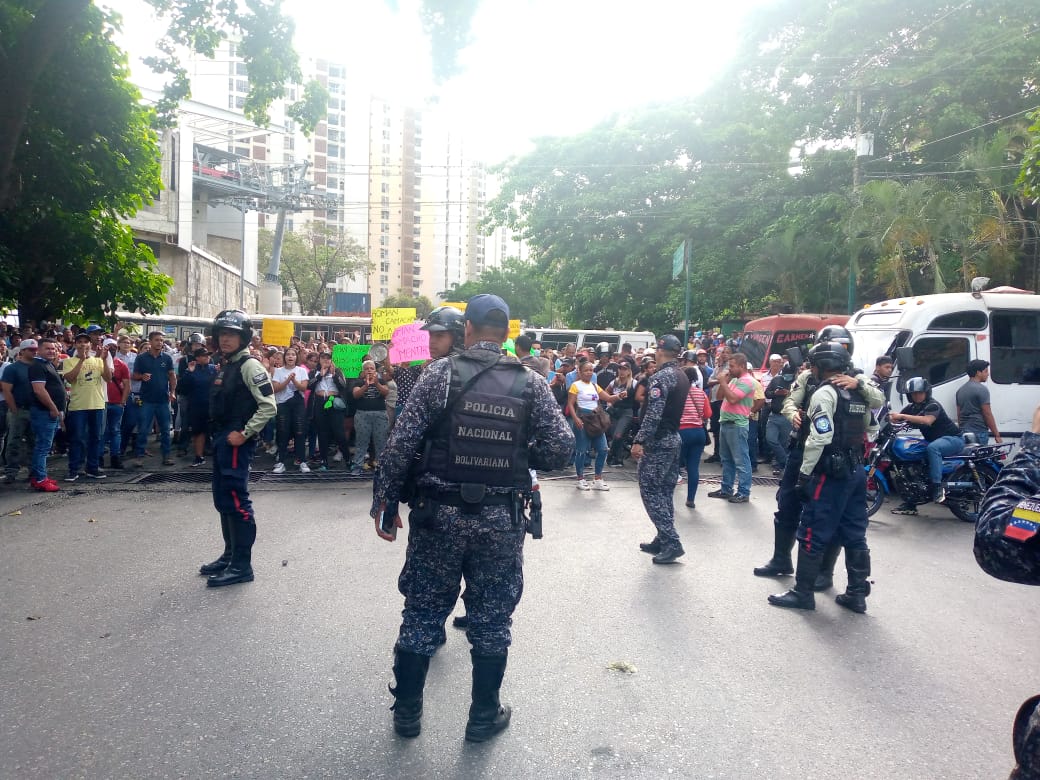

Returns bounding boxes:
[672,241,685,280]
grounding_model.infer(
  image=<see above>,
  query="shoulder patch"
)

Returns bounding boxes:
[812,415,832,434]
[251,370,268,386]
[650,387,662,399]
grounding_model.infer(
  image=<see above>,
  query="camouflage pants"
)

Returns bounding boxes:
[638,440,681,545]
[397,503,525,657]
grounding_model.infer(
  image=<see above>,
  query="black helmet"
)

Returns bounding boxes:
[211,309,254,346]
[904,376,932,400]
[594,341,612,357]
[422,306,465,348]
[188,332,205,345]
[808,341,851,372]
[817,325,853,355]
[681,349,698,362]
[657,334,683,354]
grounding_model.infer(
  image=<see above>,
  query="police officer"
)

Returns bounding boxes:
[422,305,465,359]
[768,341,874,612]
[632,335,690,565]
[198,310,277,588]
[753,325,881,590]
[372,294,573,741]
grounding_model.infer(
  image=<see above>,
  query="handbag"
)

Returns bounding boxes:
[582,407,611,437]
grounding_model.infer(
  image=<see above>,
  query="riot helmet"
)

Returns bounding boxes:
[422,306,465,350]
[903,376,932,401]
[210,309,254,348]
[188,332,205,345]
[808,341,852,373]
[816,325,853,355]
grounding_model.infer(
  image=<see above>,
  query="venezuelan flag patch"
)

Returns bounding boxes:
[1005,499,1040,542]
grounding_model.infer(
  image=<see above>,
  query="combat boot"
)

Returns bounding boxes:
[813,543,842,591]
[198,514,233,575]
[652,541,685,565]
[389,647,430,737]
[753,523,796,577]
[207,517,254,587]
[835,548,872,614]
[639,536,662,555]
[465,651,511,742]
[768,544,824,610]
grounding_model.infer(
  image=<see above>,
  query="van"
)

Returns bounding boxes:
[741,314,850,377]
[845,289,1039,438]
[524,328,657,354]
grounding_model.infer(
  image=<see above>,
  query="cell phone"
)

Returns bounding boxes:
[380,501,399,535]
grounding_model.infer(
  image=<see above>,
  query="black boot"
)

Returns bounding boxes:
[452,614,470,629]
[753,522,796,577]
[768,544,824,610]
[207,517,255,587]
[835,548,872,614]
[652,540,685,564]
[109,455,125,470]
[639,536,662,555]
[1011,695,1040,780]
[465,652,511,742]
[199,514,232,575]
[389,647,430,738]
[607,439,624,467]
[813,543,842,591]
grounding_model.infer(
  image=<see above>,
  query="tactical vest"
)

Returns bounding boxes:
[657,364,691,438]
[796,372,821,445]
[210,352,259,432]
[425,353,531,488]
[823,383,868,456]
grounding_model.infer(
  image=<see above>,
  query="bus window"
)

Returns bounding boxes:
[539,332,575,352]
[910,336,970,386]
[583,334,620,352]
[991,311,1040,384]
[770,330,818,364]
[740,331,770,371]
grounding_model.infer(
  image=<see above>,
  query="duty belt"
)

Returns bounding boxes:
[424,489,517,508]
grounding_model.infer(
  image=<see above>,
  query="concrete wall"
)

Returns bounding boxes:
[157,243,257,316]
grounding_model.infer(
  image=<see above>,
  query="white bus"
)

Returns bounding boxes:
[522,328,658,353]
[846,289,1039,438]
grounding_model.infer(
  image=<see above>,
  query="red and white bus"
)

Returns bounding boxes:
[739,313,850,376]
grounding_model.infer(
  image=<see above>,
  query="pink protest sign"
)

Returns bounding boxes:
[389,323,430,363]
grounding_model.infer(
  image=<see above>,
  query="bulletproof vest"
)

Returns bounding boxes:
[825,383,868,454]
[210,351,258,432]
[426,353,532,488]
[797,373,820,445]
[657,364,691,437]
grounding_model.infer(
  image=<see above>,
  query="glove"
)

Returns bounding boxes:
[796,473,814,502]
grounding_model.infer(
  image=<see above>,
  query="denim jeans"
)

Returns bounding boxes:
[574,421,608,478]
[121,397,140,454]
[926,434,966,484]
[766,413,792,467]
[67,408,106,474]
[136,400,171,458]
[679,427,707,502]
[105,403,124,457]
[719,421,752,497]
[966,430,989,446]
[748,417,760,464]
[29,407,59,481]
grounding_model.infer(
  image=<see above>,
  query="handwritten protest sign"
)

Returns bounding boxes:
[508,319,521,340]
[372,308,416,340]
[389,323,430,363]
[442,301,468,311]
[261,319,294,347]
[332,344,370,377]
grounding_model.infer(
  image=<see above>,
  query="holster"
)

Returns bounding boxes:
[408,496,437,529]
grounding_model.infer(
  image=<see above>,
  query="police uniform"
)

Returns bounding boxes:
[203,343,276,587]
[374,332,573,740]
[634,355,690,563]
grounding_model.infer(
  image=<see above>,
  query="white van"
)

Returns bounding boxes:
[846,289,1039,438]
[523,328,658,354]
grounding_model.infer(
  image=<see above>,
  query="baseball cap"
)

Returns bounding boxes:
[464,294,509,327]
[74,332,91,342]
[85,324,104,334]
[657,334,682,353]
[18,338,39,351]
[769,353,784,361]
[103,338,118,348]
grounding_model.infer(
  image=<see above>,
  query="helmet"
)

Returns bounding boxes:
[594,341,612,357]
[681,350,698,362]
[210,309,254,346]
[808,341,851,372]
[188,332,205,344]
[904,376,932,400]
[422,306,465,348]
[657,334,683,353]
[816,325,853,355]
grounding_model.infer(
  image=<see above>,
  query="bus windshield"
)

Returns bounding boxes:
[846,329,910,375]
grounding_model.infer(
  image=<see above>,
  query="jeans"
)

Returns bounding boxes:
[574,421,608,478]
[67,408,106,474]
[719,421,752,497]
[926,434,966,485]
[136,400,171,458]
[749,417,760,464]
[966,430,990,446]
[121,396,140,454]
[105,403,124,457]
[29,407,59,481]
[679,427,707,502]
[5,408,34,476]
[275,395,307,464]
[766,412,792,467]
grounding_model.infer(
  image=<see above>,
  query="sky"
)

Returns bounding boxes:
[107,0,774,164]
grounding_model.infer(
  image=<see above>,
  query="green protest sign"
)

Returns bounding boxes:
[332,344,370,377]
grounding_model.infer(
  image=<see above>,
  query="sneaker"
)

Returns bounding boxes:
[704,454,721,464]
[3,473,15,485]
[333,451,344,462]
[65,472,80,483]
[685,500,696,508]
[31,477,60,492]
[85,470,107,479]
[191,457,206,467]
[591,479,610,491]
[298,462,311,474]
[575,479,591,491]
[728,494,750,504]
[892,502,918,516]
[772,468,783,477]
[272,462,286,475]
[266,444,279,456]
[677,474,685,485]
[350,466,363,477]
[161,458,175,466]
[707,489,731,499]
[318,464,329,473]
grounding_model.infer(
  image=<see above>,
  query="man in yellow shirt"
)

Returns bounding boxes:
[62,332,112,481]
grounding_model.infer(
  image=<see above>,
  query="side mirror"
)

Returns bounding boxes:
[895,346,915,370]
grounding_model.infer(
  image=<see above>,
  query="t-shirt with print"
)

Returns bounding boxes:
[62,356,107,412]
[568,380,603,412]
[353,379,387,412]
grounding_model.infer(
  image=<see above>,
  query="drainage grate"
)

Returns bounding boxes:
[133,470,373,485]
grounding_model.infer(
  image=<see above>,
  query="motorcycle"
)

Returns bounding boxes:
[865,421,1011,523]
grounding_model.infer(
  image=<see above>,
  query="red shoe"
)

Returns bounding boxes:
[30,477,60,492]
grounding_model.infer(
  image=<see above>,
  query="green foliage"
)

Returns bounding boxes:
[258,222,370,315]
[1020,111,1040,202]
[381,293,434,318]
[442,257,547,322]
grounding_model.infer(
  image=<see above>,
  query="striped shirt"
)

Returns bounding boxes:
[679,385,710,429]
[720,372,755,425]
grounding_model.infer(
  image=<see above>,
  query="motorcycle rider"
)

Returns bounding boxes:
[768,341,874,612]
[888,377,965,513]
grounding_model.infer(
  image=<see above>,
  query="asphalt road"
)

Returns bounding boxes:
[0,465,1034,779]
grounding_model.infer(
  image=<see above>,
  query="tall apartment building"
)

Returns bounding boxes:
[187,44,490,309]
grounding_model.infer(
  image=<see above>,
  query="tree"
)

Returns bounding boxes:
[381,293,434,319]
[258,222,370,315]
[442,257,548,322]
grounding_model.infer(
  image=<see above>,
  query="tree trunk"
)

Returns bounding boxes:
[0,0,91,212]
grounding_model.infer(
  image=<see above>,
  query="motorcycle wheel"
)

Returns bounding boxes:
[866,471,885,518]
[945,463,999,524]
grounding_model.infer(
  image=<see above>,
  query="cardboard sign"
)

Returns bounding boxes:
[508,319,521,339]
[389,323,430,363]
[372,308,417,340]
[332,344,370,377]
[261,319,295,347]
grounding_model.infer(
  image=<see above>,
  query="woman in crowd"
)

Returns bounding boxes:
[678,376,712,508]
[567,360,621,491]
[178,346,217,466]
[308,351,352,472]
[350,359,389,476]
[605,361,637,466]
[271,348,310,474]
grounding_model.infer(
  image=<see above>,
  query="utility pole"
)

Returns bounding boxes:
[684,239,692,347]
[848,89,864,315]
